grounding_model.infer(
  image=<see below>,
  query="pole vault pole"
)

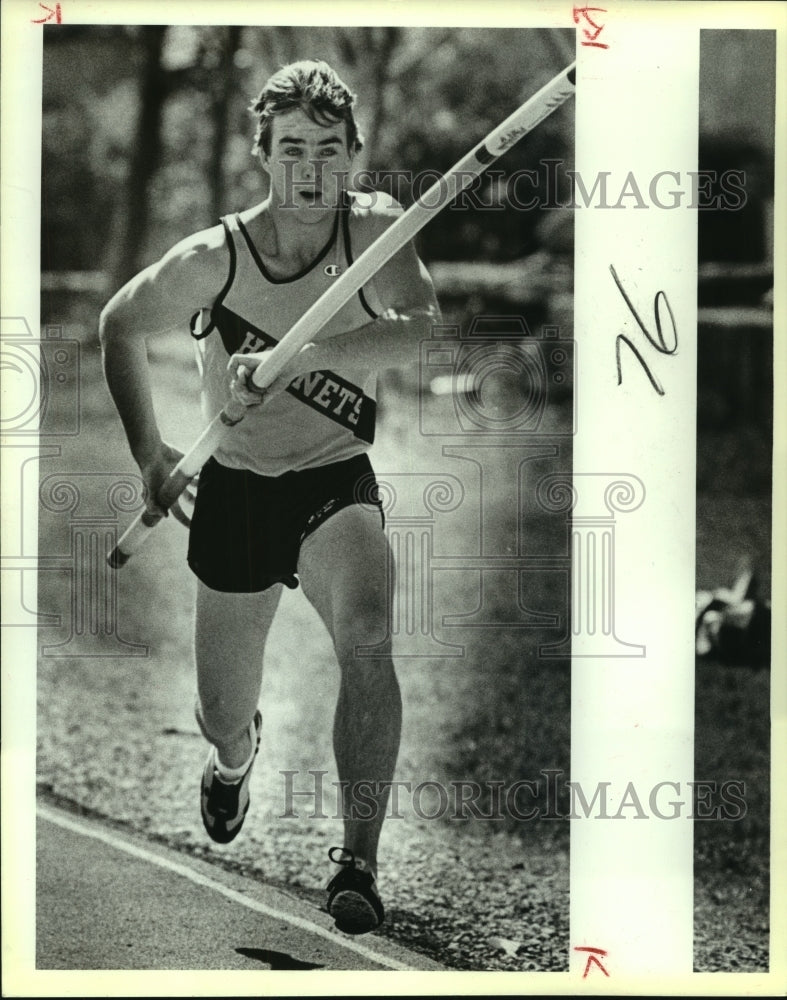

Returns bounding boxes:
[109,62,576,568]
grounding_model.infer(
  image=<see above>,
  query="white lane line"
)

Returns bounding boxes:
[37,804,412,972]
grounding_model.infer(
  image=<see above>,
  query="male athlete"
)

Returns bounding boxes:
[100,60,440,934]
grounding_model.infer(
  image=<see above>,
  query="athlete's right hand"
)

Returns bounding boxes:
[138,442,196,529]
[228,362,268,408]
[228,344,315,405]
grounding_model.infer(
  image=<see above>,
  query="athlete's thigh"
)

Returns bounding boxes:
[297,504,392,640]
[195,578,283,656]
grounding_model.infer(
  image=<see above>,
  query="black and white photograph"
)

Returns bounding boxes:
[0,0,784,994]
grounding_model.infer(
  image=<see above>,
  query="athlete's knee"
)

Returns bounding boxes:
[332,601,392,664]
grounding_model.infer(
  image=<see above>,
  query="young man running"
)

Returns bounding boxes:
[100,59,439,934]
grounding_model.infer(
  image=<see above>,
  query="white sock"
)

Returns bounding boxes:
[214,725,256,782]
[214,755,249,783]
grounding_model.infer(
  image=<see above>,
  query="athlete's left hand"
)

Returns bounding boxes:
[227,345,315,406]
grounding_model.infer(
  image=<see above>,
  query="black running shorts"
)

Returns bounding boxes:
[187,453,384,593]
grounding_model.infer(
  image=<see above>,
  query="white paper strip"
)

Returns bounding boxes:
[571,22,699,976]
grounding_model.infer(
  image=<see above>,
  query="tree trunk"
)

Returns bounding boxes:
[208,26,243,222]
[362,27,401,170]
[108,26,167,292]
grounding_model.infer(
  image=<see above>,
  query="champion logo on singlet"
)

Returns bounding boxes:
[324,264,342,277]
[213,304,375,443]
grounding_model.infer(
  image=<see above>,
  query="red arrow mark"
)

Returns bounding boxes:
[574,945,610,978]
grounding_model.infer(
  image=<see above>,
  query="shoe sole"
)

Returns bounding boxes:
[329,889,381,934]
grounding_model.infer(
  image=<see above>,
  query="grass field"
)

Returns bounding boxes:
[33,313,771,971]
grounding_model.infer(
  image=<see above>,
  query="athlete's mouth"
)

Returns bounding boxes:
[299,189,324,205]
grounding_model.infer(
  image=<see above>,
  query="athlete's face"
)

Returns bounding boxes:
[261,108,354,220]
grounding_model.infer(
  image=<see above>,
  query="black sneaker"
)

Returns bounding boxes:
[200,710,262,844]
[326,846,385,934]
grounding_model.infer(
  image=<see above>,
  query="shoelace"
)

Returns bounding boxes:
[327,846,375,893]
[328,846,358,868]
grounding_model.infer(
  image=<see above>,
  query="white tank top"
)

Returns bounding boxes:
[192,193,384,476]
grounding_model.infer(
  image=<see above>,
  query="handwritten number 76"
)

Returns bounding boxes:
[610,264,678,395]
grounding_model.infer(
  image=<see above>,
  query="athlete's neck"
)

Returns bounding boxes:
[248,197,339,277]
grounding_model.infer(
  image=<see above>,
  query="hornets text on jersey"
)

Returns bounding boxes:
[191,192,384,476]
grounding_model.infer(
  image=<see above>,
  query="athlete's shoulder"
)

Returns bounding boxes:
[346,189,404,247]
[101,220,235,334]
[145,222,230,297]
[160,223,229,271]
[347,188,404,215]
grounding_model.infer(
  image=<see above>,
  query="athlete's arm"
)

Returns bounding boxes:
[228,194,440,398]
[99,227,228,518]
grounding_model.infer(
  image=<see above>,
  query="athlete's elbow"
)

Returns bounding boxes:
[410,301,441,336]
[392,306,440,369]
[425,300,442,326]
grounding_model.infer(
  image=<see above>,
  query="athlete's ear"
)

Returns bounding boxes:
[258,149,271,175]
